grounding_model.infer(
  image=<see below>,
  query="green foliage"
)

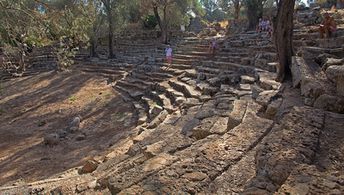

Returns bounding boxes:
[143,15,158,29]
[56,36,78,70]
[69,95,77,102]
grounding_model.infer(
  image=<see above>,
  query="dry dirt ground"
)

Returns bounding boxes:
[0,70,136,186]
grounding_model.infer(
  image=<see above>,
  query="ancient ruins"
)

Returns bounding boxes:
[0,2,344,195]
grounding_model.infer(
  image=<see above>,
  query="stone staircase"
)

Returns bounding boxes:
[291,8,344,113]
[2,10,344,195]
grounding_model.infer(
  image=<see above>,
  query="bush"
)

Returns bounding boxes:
[143,15,158,29]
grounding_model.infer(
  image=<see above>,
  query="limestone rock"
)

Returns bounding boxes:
[259,77,280,90]
[325,65,344,97]
[181,118,200,136]
[322,58,344,71]
[240,75,255,84]
[70,116,81,127]
[75,133,86,141]
[149,105,163,118]
[239,84,251,91]
[228,100,248,130]
[208,77,221,87]
[144,141,166,158]
[325,65,344,82]
[57,130,68,139]
[314,94,344,113]
[44,133,60,146]
[209,117,228,135]
[251,84,264,99]
[314,53,336,67]
[182,172,208,182]
[147,110,168,129]
[190,117,217,139]
[265,98,283,119]
[256,90,279,107]
[291,56,303,87]
[69,116,81,133]
[195,108,215,120]
[244,107,325,193]
[79,159,99,174]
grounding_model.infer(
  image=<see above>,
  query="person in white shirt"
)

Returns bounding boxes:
[165,45,173,66]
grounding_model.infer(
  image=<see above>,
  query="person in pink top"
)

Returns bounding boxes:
[165,44,173,65]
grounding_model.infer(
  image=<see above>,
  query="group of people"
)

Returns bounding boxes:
[257,18,273,37]
[163,12,337,67]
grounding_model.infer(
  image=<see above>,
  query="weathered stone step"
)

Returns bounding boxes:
[205,149,257,194]
[109,101,273,194]
[249,45,276,53]
[160,67,186,77]
[116,80,148,92]
[115,85,145,101]
[156,62,193,70]
[156,57,194,65]
[254,59,277,72]
[291,56,337,107]
[131,71,165,82]
[126,77,155,88]
[159,93,176,113]
[134,71,174,81]
[141,96,163,123]
[157,82,186,105]
[302,46,344,58]
[243,106,325,194]
[168,79,201,99]
[207,60,256,71]
[196,66,222,75]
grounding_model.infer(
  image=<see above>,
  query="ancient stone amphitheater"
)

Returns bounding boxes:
[1,8,344,195]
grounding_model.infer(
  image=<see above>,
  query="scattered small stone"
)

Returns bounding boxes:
[50,187,63,195]
[75,134,86,141]
[44,133,60,146]
[251,84,264,99]
[76,184,88,193]
[57,130,68,139]
[37,120,47,127]
[182,172,208,181]
[40,157,51,161]
[241,75,255,84]
[240,84,251,91]
[68,116,81,133]
[79,159,99,174]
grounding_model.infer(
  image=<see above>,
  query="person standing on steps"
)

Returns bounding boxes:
[165,44,173,70]
[208,38,217,58]
[319,12,337,39]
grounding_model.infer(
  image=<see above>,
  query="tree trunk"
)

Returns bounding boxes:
[246,0,263,30]
[108,12,114,59]
[162,5,168,44]
[153,4,168,44]
[234,0,241,20]
[274,0,295,82]
[90,38,97,57]
[153,5,163,32]
[90,24,98,57]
